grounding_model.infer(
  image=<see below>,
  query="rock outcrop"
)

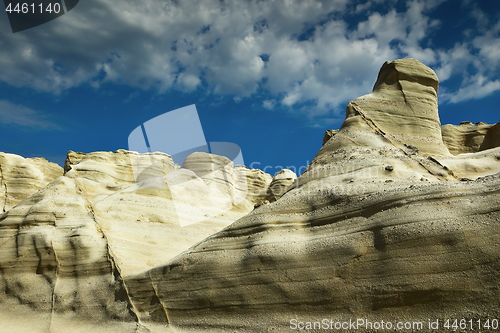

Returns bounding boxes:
[125,59,500,332]
[480,121,500,151]
[441,121,499,155]
[322,129,338,145]
[345,58,451,156]
[0,153,62,212]
[1,59,499,333]
[264,169,297,202]
[0,149,273,332]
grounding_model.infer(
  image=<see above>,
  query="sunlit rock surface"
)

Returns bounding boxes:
[126,59,499,332]
[1,59,499,332]
[0,153,62,212]
[0,149,273,332]
[441,121,499,155]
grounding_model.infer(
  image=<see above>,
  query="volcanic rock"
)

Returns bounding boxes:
[0,149,272,331]
[441,121,497,155]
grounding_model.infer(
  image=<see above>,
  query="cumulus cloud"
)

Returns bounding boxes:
[0,100,61,130]
[434,5,500,103]
[0,0,498,116]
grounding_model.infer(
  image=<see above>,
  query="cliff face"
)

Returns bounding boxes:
[0,149,276,332]
[0,153,62,212]
[0,59,499,333]
[126,59,499,332]
[442,121,500,155]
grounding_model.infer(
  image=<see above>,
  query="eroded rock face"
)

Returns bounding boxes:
[0,153,62,212]
[131,174,500,331]
[0,177,134,322]
[348,58,450,156]
[265,169,297,202]
[124,59,500,332]
[0,149,273,331]
[441,122,496,155]
[480,121,500,151]
[1,59,499,332]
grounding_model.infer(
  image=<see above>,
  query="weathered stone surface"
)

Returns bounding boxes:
[480,121,500,151]
[130,174,500,332]
[0,153,62,212]
[347,58,451,156]
[322,129,338,145]
[264,169,297,202]
[0,149,272,331]
[441,122,494,155]
[123,59,500,332]
[1,59,499,332]
[0,176,136,331]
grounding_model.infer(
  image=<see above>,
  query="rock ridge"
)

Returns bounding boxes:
[0,58,499,332]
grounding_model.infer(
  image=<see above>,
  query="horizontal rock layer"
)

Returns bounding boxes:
[0,153,62,212]
[441,121,500,155]
[1,58,499,332]
[0,149,280,332]
[129,173,500,332]
[124,59,500,332]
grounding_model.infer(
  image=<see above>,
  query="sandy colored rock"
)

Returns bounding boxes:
[122,59,499,332]
[0,176,135,330]
[441,122,494,155]
[264,169,297,202]
[1,59,499,332]
[479,121,500,151]
[0,149,273,331]
[129,174,500,332]
[0,153,62,212]
[322,129,338,145]
[349,58,450,156]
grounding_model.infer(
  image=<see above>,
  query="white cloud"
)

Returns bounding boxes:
[434,6,500,103]
[262,99,276,110]
[441,75,500,104]
[0,100,61,130]
[0,0,498,117]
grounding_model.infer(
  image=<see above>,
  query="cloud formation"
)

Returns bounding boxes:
[0,100,60,130]
[0,0,498,114]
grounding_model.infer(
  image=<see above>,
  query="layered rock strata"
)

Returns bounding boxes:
[1,59,499,333]
[0,149,276,332]
[126,59,500,332]
[0,153,62,212]
[441,121,499,155]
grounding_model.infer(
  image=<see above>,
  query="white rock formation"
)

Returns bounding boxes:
[0,59,499,333]
[441,121,498,155]
[264,169,297,202]
[0,153,62,212]
[125,59,500,332]
[0,149,273,332]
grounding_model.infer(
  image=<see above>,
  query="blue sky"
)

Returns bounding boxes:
[0,0,499,174]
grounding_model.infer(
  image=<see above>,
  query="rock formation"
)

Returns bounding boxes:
[1,58,499,332]
[0,149,276,332]
[441,121,499,155]
[124,59,499,332]
[0,153,62,212]
[322,129,338,145]
[264,169,297,202]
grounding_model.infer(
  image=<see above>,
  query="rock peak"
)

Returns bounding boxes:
[345,58,449,156]
[373,58,439,94]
